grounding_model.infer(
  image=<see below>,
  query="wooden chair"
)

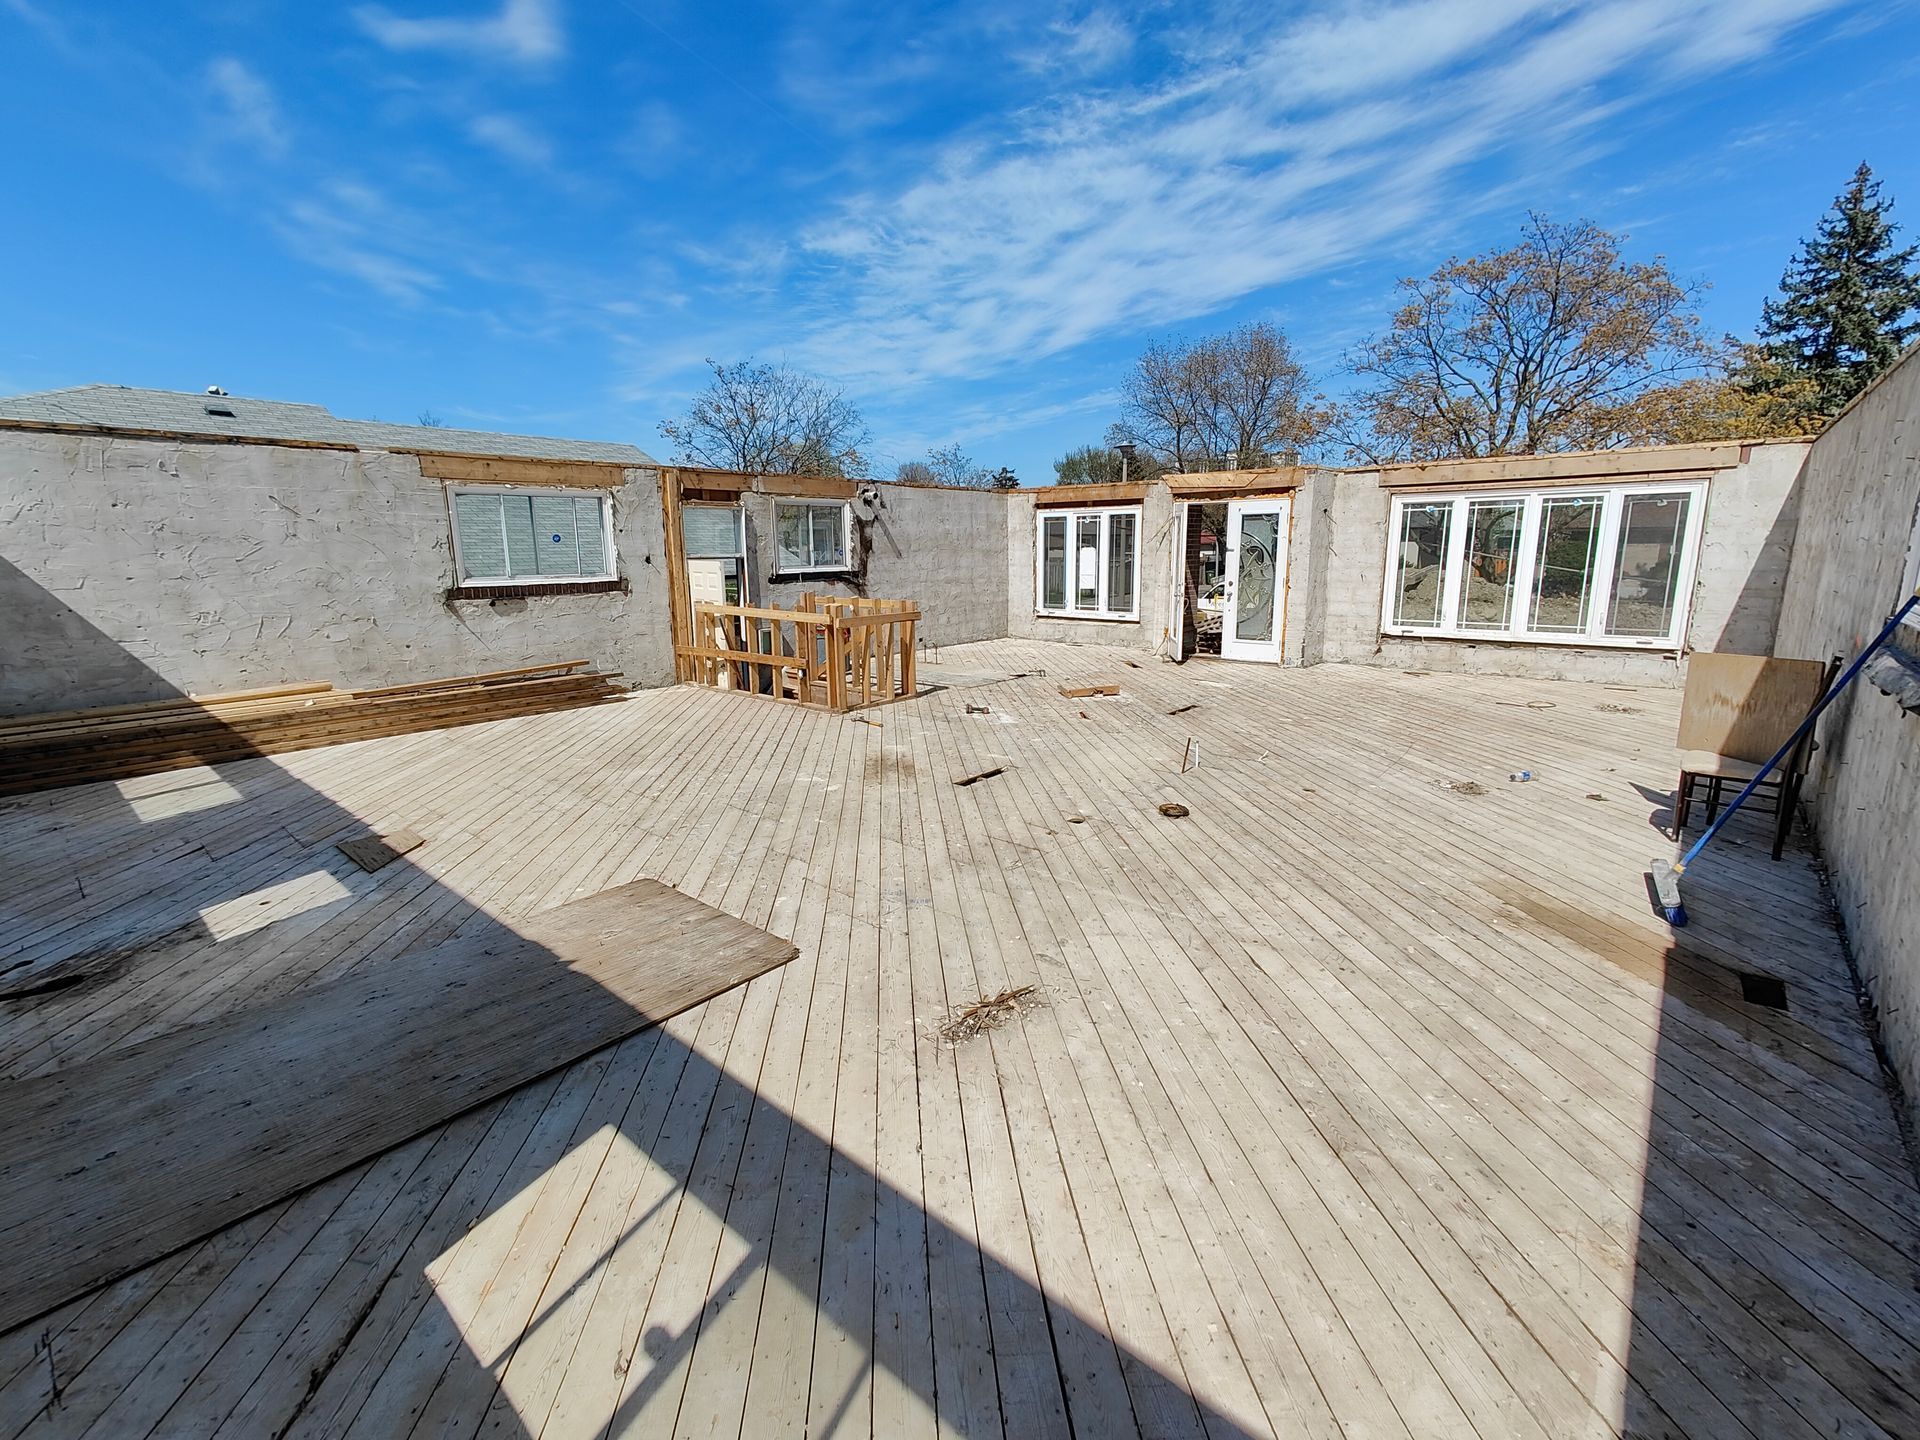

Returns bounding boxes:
[1673,652,1841,860]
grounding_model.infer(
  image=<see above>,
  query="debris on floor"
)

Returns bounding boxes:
[851,715,883,728]
[955,766,1007,787]
[1596,702,1642,714]
[1586,792,1607,801]
[937,985,1043,1046]
[1508,770,1534,783]
[335,827,427,874]
[1167,703,1199,716]
[1059,684,1120,698]
[1158,801,1190,818]
[1180,737,1201,774]
[1066,814,1087,824]
[964,703,992,715]
[1437,779,1487,795]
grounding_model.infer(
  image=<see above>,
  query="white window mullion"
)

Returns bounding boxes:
[1508,493,1543,640]
[1438,497,1470,630]
[1586,491,1626,641]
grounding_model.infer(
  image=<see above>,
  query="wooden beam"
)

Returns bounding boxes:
[1374,443,1763,490]
[1166,467,1304,496]
[410,452,636,487]
[0,416,357,452]
[1030,482,1149,507]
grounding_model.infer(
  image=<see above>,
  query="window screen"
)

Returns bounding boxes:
[683,506,743,559]
[453,491,610,582]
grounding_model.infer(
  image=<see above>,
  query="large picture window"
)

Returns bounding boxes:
[450,487,614,584]
[1035,506,1141,621]
[1381,481,1705,648]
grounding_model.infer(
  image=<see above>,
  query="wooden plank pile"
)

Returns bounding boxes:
[0,660,625,796]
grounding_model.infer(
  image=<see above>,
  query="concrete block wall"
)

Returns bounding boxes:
[0,431,675,714]
[1004,487,1175,653]
[1305,447,1808,685]
[1774,352,1920,1101]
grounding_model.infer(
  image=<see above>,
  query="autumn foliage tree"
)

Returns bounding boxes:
[1342,217,1741,461]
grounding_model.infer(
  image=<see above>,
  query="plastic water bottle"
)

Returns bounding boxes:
[1508,770,1533,783]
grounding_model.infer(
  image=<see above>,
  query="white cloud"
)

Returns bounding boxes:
[205,56,288,158]
[788,0,1843,384]
[352,0,563,67]
[467,112,554,167]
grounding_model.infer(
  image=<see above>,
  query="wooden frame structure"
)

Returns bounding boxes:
[681,593,919,711]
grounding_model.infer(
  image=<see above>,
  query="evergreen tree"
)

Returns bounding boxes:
[1754,163,1920,418]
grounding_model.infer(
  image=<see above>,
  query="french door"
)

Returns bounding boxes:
[1219,498,1289,663]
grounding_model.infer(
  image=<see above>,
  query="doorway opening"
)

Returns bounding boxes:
[1174,497,1290,663]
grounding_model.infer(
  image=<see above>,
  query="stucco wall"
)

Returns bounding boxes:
[1774,353,1920,1101]
[1306,446,1807,685]
[0,430,675,714]
[745,482,1010,648]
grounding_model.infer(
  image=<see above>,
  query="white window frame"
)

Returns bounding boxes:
[1034,505,1142,622]
[771,498,853,574]
[448,485,617,586]
[1379,478,1708,649]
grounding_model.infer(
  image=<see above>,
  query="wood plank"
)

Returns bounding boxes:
[408,452,633,486]
[335,827,427,874]
[0,880,796,1333]
[1375,442,1755,488]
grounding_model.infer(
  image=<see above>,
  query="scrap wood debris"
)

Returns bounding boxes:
[955,766,1006,787]
[1437,779,1487,796]
[1059,684,1120,698]
[335,827,426,874]
[1167,703,1199,716]
[937,985,1043,1046]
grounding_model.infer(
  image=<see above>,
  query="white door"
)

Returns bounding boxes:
[1219,498,1289,663]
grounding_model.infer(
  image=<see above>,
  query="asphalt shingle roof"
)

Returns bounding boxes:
[0,385,654,465]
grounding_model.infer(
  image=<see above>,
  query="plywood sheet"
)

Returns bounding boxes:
[0,879,796,1331]
[1677,653,1828,765]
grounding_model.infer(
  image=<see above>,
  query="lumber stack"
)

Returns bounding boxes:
[0,661,626,796]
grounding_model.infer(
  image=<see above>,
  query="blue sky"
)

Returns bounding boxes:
[2,1,1917,482]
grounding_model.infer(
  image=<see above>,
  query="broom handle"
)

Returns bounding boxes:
[1679,588,1920,871]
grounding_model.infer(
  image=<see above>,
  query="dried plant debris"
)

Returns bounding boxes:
[1167,703,1199,716]
[1437,779,1487,796]
[954,766,1006,787]
[1596,703,1642,714]
[1158,801,1191,818]
[938,985,1044,1046]
[1585,792,1607,801]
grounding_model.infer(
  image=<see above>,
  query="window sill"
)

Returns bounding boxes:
[1378,627,1679,651]
[447,578,628,601]
[1035,611,1141,624]
[769,569,859,585]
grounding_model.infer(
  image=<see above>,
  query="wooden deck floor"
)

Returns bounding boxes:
[2,640,1917,1439]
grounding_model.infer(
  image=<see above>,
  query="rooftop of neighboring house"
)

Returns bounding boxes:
[0,384,655,466]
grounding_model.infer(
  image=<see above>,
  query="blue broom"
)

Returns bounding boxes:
[1651,585,1920,926]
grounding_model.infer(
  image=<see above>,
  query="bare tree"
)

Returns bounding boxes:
[1342,216,1717,462]
[661,359,871,476]
[893,459,938,485]
[1115,322,1327,471]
